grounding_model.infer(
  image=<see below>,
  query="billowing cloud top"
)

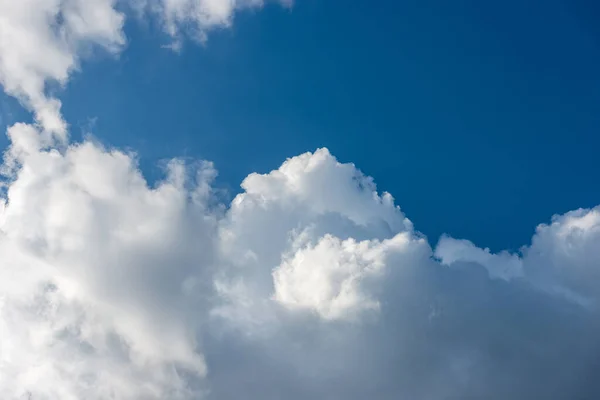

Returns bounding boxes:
[1,1,599,400]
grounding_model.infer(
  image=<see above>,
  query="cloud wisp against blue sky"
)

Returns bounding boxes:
[0,1,599,399]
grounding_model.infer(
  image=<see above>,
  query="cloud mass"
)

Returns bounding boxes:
[1,125,600,399]
[0,1,600,399]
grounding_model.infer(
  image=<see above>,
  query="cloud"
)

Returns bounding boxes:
[272,232,421,320]
[0,0,125,134]
[0,0,287,132]
[437,207,600,307]
[435,236,524,281]
[133,0,291,46]
[1,123,214,398]
[1,124,599,398]
[1,1,599,398]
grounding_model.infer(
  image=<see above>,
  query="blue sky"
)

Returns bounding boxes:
[1,1,600,399]
[6,0,592,251]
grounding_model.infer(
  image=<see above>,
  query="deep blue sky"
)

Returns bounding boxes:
[3,0,600,252]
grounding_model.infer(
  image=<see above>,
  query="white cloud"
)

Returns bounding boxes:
[524,208,600,303]
[0,0,287,132]
[273,233,412,320]
[436,207,600,307]
[1,123,214,398]
[1,1,600,398]
[0,0,125,134]
[212,148,417,325]
[134,0,290,46]
[1,128,599,398]
[435,236,524,281]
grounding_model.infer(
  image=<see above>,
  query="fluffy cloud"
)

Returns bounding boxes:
[1,1,600,398]
[0,0,286,131]
[437,207,600,306]
[1,123,214,399]
[435,236,524,281]
[0,0,125,133]
[272,232,420,320]
[1,122,599,398]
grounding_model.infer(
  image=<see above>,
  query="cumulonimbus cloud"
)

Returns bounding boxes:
[0,1,599,399]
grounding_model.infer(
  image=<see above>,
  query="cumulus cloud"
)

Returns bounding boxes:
[1,1,600,398]
[437,207,600,307]
[1,123,599,398]
[1,123,215,399]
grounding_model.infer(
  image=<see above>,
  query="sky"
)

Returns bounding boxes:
[0,1,599,399]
